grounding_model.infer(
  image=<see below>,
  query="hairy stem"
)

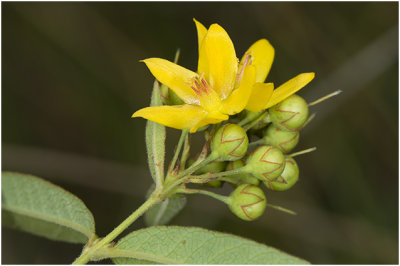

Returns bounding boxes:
[161,155,217,198]
[72,192,161,265]
[177,187,230,204]
[248,139,265,147]
[179,134,190,171]
[168,130,189,174]
[243,112,269,131]
[190,167,245,180]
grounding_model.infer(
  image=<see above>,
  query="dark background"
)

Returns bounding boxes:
[2,2,398,264]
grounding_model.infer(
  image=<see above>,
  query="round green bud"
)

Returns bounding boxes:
[228,184,267,221]
[160,86,185,105]
[210,123,249,161]
[265,157,299,191]
[244,145,285,182]
[263,124,300,153]
[226,160,260,185]
[268,94,309,132]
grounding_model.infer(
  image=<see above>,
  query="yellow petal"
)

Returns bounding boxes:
[132,104,207,131]
[245,82,274,112]
[142,58,199,105]
[193,18,207,56]
[265,73,315,108]
[240,39,274,83]
[221,65,256,115]
[197,24,238,100]
[191,112,229,133]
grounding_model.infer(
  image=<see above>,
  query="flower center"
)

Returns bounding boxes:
[190,73,212,96]
[190,74,223,113]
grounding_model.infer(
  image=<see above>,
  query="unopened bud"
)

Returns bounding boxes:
[269,94,308,131]
[228,184,266,221]
[263,124,299,153]
[244,145,285,181]
[265,156,299,191]
[210,124,248,161]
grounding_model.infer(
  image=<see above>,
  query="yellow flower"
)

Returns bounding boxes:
[132,19,315,132]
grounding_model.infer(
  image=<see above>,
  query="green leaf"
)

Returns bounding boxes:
[111,226,309,264]
[146,80,166,187]
[144,195,186,226]
[2,172,95,244]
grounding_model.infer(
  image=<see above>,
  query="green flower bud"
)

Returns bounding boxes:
[263,124,300,153]
[210,123,248,161]
[244,145,285,181]
[160,86,185,105]
[228,184,267,221]
[226,160,260,185]
[269,94,309,131]
[265,157,299,191]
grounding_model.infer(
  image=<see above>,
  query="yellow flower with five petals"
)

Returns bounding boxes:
[132,19,315,132]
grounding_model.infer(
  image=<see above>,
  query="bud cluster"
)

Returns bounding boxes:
[186,94,312,221]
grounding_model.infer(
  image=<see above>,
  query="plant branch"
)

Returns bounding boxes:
[177,187,230,204]
[168,130,189,174]
[72,191,161,264]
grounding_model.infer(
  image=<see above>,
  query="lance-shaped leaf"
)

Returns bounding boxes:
[2,172,95,244]
[145,80,166,187]
[111,226,309,264]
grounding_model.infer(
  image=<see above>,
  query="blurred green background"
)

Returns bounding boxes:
[2,2,398,264]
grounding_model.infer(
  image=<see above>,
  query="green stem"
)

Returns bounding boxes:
[168,130,189,174]
[72,193,161,265]
[190,167,245,180]
[161,154,217,198]
[177,187,230,204]
[219,176,240,185]
[248,139,265,147]
[243,112,269,131]
[238,111,263,126]
[179,134,190,171]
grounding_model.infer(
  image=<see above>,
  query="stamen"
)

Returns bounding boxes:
[190,75,211,95]
[194,79,201,90]
[201,78,208,88]
[236,54,252,85]
[190,85,199,93]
